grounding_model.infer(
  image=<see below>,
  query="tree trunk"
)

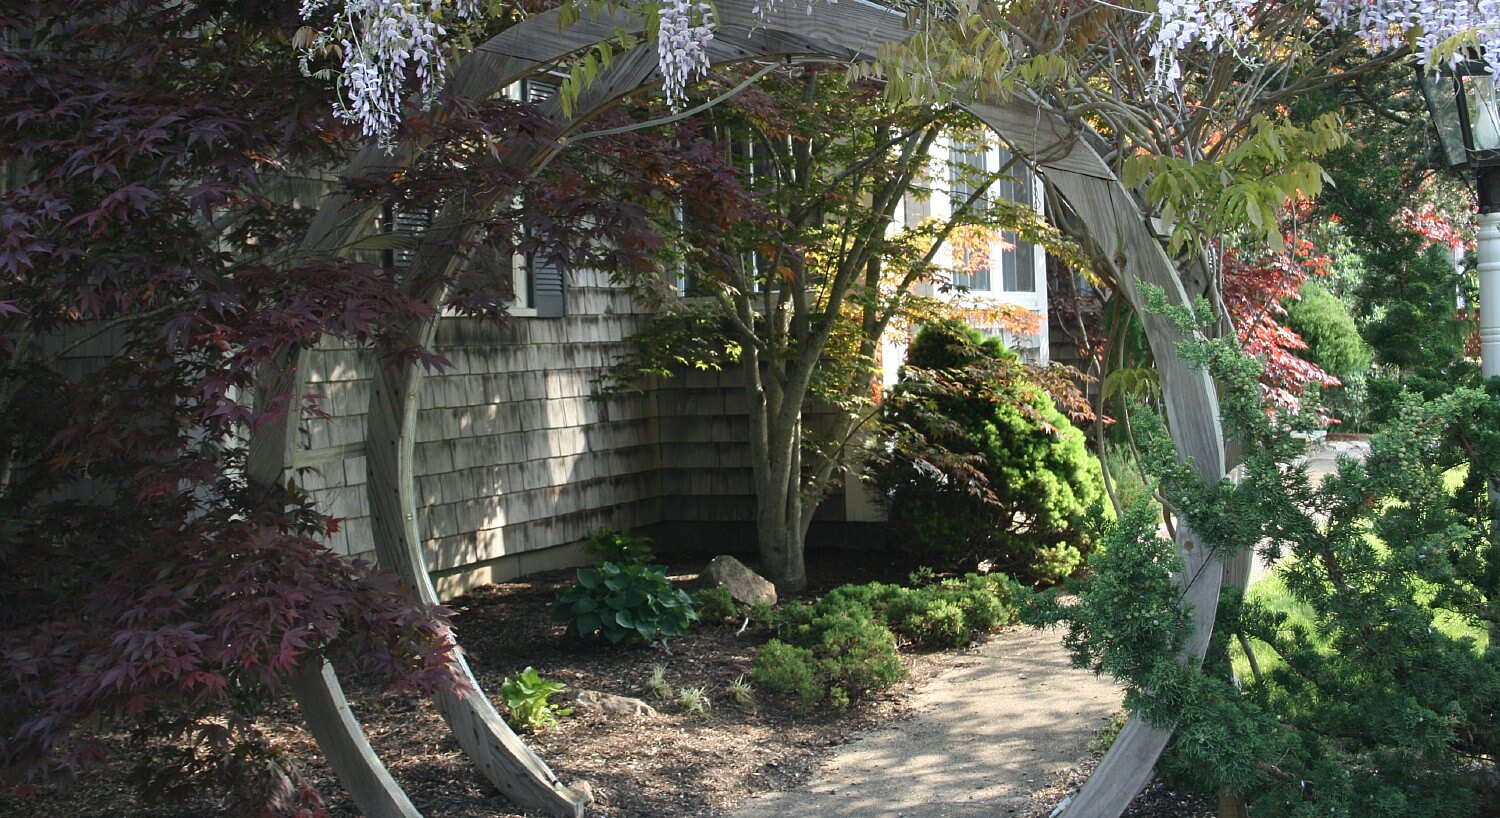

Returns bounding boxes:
[1218,789,1251,818]
[745,345,809,592]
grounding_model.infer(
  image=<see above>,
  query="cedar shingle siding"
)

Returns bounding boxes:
[294,264,767,594]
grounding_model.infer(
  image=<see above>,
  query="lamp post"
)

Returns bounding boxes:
[1417,55,1500,376]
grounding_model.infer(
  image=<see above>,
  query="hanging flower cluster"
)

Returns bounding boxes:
[1149,0,1500,94]
[657,0,717,109]
[1316,0,1500,79]
[1150,0,1258,91]
[307,0,1499,143]
[298,0,479,142]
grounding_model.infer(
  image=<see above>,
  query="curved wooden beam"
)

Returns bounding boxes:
[247,354,421,817]
[1037,164,1227,818]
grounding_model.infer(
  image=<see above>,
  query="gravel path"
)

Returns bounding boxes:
[731,626,1122,818]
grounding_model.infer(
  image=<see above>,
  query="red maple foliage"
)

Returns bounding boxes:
[0,1,673,812]
[1221,234,1341,418]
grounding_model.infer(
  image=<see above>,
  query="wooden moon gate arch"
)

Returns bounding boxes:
[248,2,1232,816]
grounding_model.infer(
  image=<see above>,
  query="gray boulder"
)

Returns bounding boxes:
[565,689,657,719]
[703,555,777,607]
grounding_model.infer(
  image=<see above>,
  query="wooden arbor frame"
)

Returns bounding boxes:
[246,2,1240,816]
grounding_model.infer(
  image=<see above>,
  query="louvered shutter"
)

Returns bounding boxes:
[522,78,558,104]
[530,250,566,317]
[385,204,432,268]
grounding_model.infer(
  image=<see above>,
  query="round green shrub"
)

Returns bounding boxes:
[750,639,821,714]
[876,321,1106,583]
[1284,283,1371,380]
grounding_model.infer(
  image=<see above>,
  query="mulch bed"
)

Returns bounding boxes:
[6,548,1214,818]
[6,550,953,818]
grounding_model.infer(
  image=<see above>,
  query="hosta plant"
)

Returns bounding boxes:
[552,562,698,645]
[498,667,572,732]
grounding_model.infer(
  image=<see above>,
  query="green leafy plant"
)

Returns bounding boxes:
[677,685,711,718]
[552,561,698,644]
[582,527,655,566]
[645,663,674,700]
[693,586,739,622]
[498,667,573,732]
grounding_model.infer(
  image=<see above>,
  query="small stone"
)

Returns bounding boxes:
[702,555,777,607]
[564,689,658,719]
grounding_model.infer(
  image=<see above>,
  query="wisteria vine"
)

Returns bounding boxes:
[656,0,717,109]
[298,0,480,141]
[303,0,1500,144]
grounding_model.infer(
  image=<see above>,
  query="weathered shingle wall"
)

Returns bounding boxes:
[652,368,755,522]
[296,267,665,586]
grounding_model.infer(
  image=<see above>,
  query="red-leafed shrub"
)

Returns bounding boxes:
[1221,237,1342,419]
[0,0,673,812]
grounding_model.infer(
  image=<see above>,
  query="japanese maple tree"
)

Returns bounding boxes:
[0,0,662,812]
[1221,231,1343,418]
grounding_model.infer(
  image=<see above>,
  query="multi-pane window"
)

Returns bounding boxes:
[992,148,1037,294]
[949,145,991,291]
[947,143,1039,294]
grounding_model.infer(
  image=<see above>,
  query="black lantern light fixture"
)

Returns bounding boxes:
[1417,54,1500,211]
[1417,52,1500,380]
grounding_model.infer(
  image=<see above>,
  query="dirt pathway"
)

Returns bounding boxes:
[731,626,1122,818]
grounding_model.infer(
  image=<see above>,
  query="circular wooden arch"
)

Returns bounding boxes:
[249,4,1236,817]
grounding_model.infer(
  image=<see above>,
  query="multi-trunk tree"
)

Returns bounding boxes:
[597,68,1078,591]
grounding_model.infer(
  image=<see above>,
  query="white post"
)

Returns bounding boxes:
[1481,208,1500,378]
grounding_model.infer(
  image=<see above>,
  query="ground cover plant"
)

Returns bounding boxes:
[752,571,1024,713]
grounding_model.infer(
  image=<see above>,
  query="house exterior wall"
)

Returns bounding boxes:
[293,264,669,596]
[275,139,1051,598]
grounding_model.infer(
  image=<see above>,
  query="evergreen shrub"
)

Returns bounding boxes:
[751,572,1024,712]
[1037,293,1500,817]
[875,321,1106,583]
[692,585,739,622]
[751,640,822,714]
[1284,282,1370,379]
